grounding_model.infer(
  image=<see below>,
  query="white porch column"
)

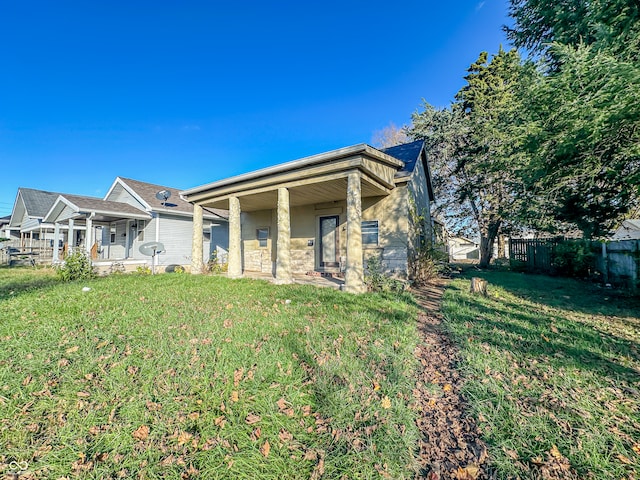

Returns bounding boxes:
[191,204,204,274]
[345,171,365,293]
[228,196,243,278]
[53,223,60,261]
[275,187,293,284]
[68,218,75,255]
[85,217,93,257]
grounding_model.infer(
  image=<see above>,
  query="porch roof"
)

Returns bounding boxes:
[43,194,151,224]
[180,143,407,211]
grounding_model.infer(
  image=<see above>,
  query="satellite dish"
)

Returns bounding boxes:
[139,241,165,274]
[155,190,172,206]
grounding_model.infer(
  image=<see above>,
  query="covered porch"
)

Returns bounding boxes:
[43,194,151,263]
[182,144,404,293]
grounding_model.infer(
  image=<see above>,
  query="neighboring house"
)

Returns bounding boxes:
[181,140,434,293]
[448,236,479,261]
[10,178,229,271]
[8,188,65,249]
[610,219,640,240]
[0,215,11,239]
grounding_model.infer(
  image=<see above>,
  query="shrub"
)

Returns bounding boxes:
[552,240,596,277]
[410,243,449,286]
[206,250,228,274]
[364,255,406,292]
[55,251,95,282]
[136,265,151,275]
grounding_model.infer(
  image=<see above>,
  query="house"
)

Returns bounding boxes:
[181,140,434,293]
[448,236,479,261]
[611,219,640,240]
[8,188,65,251]
[9,178,229,272]
[0,215,12,239]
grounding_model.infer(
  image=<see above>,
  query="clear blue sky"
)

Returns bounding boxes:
[0,1,511,217]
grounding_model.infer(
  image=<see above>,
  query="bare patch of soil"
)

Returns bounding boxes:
[412,280,493,480]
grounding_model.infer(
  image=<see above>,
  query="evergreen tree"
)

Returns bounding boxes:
[412,48,536,267]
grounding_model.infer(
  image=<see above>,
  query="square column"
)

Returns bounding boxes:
[228,196,243,278]
[191,204,204,274]
[275,187,293,284]
[68,218,75,255]
[345,171,365,293]
[53,223,60,262]
[85,217,93,257]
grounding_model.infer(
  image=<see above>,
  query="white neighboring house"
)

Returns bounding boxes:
[448,236,479,261]
[10,178,228,271]
[610,219,640,240]
[101,177,228,269]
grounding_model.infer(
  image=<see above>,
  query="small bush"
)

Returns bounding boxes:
[55,251,95,282]
[364,255,406,292]
[552,240,596,277]
[136,265,151,275]
[109,262,126,275]
[411,243,449,285]
[206,250,228,274]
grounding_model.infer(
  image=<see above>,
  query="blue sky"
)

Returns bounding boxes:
[0,1,511,217]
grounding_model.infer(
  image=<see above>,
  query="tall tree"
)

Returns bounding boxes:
[507,0,640,236]
[371,122,411,148]
[523,43,640,237]
[412,48,535,267]
[506,0,640,61]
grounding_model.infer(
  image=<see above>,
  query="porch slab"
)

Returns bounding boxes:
[239,271,345,290]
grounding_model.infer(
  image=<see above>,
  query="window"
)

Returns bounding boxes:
[362,220,379,245]
[257,228,269,248]
[137,220,145,241]
[110,225,117,244]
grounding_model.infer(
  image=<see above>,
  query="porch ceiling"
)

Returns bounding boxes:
[199,175,390,212]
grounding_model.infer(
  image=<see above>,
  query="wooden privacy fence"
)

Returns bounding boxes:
[509,238,563,273]
[509,237,639,290]
[596,239,640,289]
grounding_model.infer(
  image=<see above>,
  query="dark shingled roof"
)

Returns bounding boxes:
[381,140,425,178]
[62,194,151,217]
[19,188,64,218]
[118,177,228,219]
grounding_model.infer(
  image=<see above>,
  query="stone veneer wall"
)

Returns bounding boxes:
[291,249,315,273]
[244,249,273,273]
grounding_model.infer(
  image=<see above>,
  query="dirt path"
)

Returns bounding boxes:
[412,280,492,480]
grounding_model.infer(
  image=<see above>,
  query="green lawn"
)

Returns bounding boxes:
[442,270,640,479]
[3,267,639,479]
[0,267,420,479]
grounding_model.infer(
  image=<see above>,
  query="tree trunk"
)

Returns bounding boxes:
[478,221,501,268]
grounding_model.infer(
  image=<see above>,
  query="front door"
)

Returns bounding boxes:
[319,215,339,268]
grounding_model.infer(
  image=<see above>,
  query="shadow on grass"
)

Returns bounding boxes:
[444,273,640,386]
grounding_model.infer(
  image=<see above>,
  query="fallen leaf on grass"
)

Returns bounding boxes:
[632,444,640,455]
[177,431,193,446]
[76,391,91,398]
[22,375,32,386]
[455,465,479,479]
[230,391,239,402]
[549,445,562,459]
[251,427,262,441]
[279,429,293,442]
[132,425,149,441]
[214,415,226,427]
[443,383,453,392]
[617,454,633,464]
[260,440,270,457]
[245,413,261,425]
[66,345,79,354]
[381,396,391,409]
